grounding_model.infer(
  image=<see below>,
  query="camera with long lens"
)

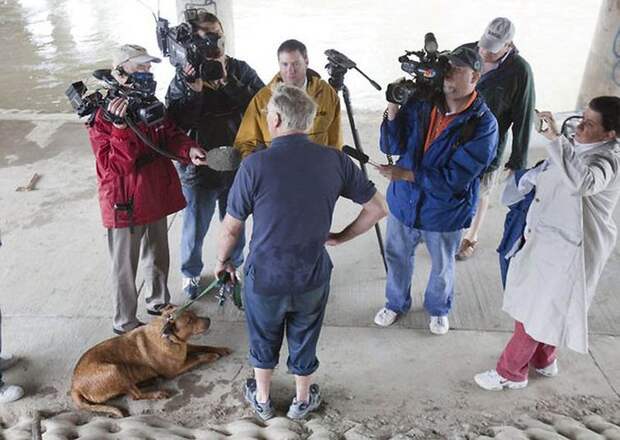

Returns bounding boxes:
[65,69,165,126]
[386,33,450,105]
[156,7,225,82]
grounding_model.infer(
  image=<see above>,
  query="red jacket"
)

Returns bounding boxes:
[88,109,196,228]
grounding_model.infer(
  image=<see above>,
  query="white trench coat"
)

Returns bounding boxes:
[503,136,620,353]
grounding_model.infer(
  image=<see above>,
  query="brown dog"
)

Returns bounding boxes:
[71,306,231,417]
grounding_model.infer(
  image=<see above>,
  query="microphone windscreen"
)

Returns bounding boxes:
[342,145,369,164]
[206,146,242,171]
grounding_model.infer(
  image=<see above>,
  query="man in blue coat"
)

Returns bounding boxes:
[374,45,498,334]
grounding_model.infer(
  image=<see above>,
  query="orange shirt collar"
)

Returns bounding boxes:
[443,90,478,116]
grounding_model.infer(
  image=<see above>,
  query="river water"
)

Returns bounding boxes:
[0,0,601,114]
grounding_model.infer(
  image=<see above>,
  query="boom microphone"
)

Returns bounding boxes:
[205,146,242,171]
[342,145,379,167]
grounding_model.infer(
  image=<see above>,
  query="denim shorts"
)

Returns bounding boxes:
[243,267,330,376]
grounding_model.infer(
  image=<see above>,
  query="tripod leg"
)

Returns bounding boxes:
[341,85,388,274]
[374,223,388,273]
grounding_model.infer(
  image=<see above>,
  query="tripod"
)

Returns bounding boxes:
[327,62,388,273]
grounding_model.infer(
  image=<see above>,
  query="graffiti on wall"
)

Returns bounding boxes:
[612,28,620,85]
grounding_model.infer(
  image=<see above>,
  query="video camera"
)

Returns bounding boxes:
[156,7,225,82]
[65,69,165,126]
[386,33,450,105]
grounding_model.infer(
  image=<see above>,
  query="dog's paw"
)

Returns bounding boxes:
[199,353,221,363]
[152,389,172,400]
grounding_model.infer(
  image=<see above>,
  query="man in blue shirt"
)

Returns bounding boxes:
[373,46,498,335]
[214,84,386,420]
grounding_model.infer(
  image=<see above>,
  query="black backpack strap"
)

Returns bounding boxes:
[453,110,484,149]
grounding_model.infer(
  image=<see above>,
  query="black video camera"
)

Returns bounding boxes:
[65,69,165,126]
[156,7,225,82]
[386,33,450,105]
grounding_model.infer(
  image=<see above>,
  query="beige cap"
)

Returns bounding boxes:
[112,44,161,69]
[479,17,515,53]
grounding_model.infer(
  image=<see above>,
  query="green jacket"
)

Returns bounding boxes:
[468,43,535,171]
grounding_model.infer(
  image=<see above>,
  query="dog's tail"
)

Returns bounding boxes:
[71,389,124,418]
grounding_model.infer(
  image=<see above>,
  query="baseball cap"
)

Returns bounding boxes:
[479,17,515,53]
[448,45,482,72]
[112,44,161,69]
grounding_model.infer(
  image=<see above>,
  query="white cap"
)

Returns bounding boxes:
[112,44,161,69]
[479,17,515,53]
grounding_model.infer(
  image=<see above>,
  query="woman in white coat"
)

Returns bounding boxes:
[475,96,620,391]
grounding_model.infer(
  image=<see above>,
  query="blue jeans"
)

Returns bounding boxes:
[384,213,462,316]
[243,268,330,376]
[180,184,245,278]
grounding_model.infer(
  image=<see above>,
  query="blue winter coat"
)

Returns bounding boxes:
[380,96,498,232]
[496,169,536,288]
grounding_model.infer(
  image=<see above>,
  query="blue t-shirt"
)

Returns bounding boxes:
[227,134,376,295]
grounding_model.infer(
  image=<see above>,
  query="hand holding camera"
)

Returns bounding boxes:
[183,64,204,92]
[535,109,560,140]
[107,97,128,129]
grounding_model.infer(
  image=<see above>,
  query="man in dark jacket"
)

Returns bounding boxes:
[89,44,208,334]
[457,17,535,260]
[166,12,264,298]
[373,46,498,335]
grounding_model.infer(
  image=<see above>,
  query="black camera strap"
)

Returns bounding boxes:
[125,116,184,163]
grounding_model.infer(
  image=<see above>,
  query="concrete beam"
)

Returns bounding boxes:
[577,0,620,109]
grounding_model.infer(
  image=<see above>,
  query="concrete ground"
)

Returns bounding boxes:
[0,110,619,438]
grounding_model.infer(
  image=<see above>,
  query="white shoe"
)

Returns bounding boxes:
[374,307,398,327]
[182,276,201,299]
[429,316,449,335]
[474,369,528,391]
[0,354,18,371]
[535,359,559,377]
[0,384,24,403]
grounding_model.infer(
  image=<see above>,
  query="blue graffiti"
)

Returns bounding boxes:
[612,29,620,86]
[614,28,620,58]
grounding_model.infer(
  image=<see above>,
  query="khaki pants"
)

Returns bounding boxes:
[107,218,170,332]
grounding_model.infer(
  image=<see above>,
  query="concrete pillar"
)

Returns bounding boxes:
[175,0,235,56]
[577,0,620,109]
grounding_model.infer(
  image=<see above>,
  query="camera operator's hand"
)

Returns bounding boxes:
[386,103,400,121]
[375,164,414,182]
[212,55,228,86]
[189,146,209,166]
[536,110,561,141]
[183,64,204,92]
[107,97,128,129]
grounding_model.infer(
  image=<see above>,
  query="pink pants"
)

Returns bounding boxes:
[496,321,556,382]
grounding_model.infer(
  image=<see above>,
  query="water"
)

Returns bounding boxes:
[0,0,601,114]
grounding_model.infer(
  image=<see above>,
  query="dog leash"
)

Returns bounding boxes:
[162,274,243,338]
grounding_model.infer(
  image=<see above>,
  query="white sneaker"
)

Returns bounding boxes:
[182,276,201,299]
[474,369,528,391]
[0,354,18,371]
[374,307,398,327]
[429,316,449,335]
[535,359,559,377]
[0,384,24,403]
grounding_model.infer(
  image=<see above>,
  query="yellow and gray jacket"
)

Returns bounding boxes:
[234,69,343,157]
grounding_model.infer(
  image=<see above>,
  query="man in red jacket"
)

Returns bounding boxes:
[88,44,208,334]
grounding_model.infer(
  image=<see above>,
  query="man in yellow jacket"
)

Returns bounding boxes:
[234,39,343,157]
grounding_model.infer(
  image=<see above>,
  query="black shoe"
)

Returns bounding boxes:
[113,321,145,335]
